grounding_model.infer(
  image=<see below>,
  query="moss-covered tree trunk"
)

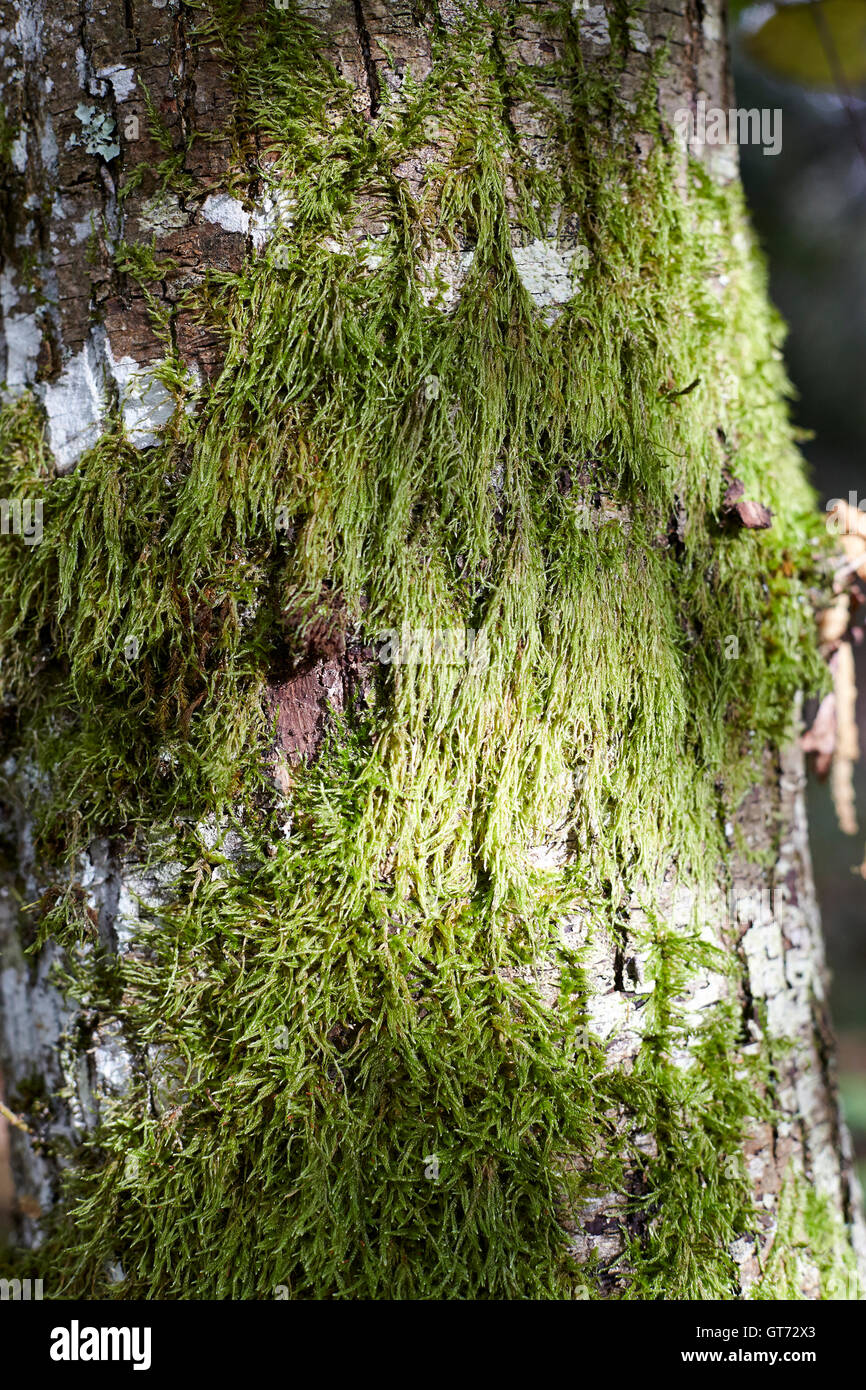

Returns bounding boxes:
[1,0,864,1299]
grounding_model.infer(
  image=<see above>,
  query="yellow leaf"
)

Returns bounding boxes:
[742,0,866,87]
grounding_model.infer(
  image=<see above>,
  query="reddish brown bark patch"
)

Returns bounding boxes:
[266,597,377,767]
[269,660,346,765]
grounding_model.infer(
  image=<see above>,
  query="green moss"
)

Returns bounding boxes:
[752,1174,863,1300]
[614,920,771,1299]
[0,1,844,1298]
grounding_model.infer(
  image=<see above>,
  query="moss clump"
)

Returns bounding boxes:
[0,1,837,1297]
[753,1174,864,1300]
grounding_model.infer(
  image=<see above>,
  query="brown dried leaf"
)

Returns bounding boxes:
[801,689,836,777]
[834,533,866,587]
[805,643,859,834]
[722,477,745,509]
[817,591,850,649]
[721,478,772,529]
[733,499,773,530]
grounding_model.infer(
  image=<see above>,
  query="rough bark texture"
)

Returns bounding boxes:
[1,0,864,1299]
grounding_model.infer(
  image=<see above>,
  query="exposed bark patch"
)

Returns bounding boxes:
[269,660,345,765]
[267,596,380,764]
[352,0,383,119]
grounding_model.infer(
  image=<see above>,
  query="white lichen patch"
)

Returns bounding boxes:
[526,840,570,873]
[107,853,184,953]
[627,18,651,54]
[95,63,136,102]
[41,336,106,470]
[573,3,611,51]
[707,144,739,186]
[33,338,182,472]
[0,269,41,394]
[70,215,94,245]
[201,192,250,237]
[91,1019,133,1096]
[701,5,724,44]
[250,189,295,251]
[105,345,175,449]
[39,118,59,174]
[114,878,145,950]
[12,1,45,66]
[10,127,27,172]
[356,237,386,272]
[0,855,82,1243]
[1,311,41,393]
[511,239,587,322]
[297,0,333,17]
[138,191,188,236]
[201,189,295,250]
[416,246,475,311]
[68,103,119,160]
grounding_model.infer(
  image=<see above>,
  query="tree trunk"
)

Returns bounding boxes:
[0,0,864,1299]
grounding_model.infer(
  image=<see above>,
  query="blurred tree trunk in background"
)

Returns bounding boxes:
[0,0,864,1298]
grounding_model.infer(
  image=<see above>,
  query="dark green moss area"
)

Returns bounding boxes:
[0,2,843,1297]
[23,783,767,1299]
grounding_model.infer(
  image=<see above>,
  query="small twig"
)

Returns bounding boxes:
[660,377,701,399]
[0,1099,30,1133]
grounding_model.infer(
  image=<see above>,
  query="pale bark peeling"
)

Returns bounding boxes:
[1,0,864,1297]
[730,740,866,1290]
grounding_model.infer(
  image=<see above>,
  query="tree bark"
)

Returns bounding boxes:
[0,0,864,1298]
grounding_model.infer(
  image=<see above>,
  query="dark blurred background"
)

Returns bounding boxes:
[733,2,866,1191]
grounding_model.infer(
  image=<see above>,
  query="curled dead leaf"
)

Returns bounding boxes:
[802,643,859,835]
[721,477,773,530]
[732,498,773,530]
[801,688,837,778]
[722,478,745,508]
[817,590,850,650]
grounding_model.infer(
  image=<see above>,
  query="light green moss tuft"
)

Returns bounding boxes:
[753,1174,863,1300]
